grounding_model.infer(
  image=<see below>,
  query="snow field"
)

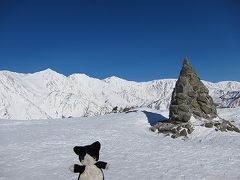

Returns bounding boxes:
[0,108,240,180]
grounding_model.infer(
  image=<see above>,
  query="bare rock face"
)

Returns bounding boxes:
[169,57,217,122]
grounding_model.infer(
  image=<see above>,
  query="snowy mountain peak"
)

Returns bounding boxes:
[32,68,64,77]
[104,76,128,82]
[0,69,240,120]
[104,76,139,88]
[38,68,56,73]
[68,73,99,82]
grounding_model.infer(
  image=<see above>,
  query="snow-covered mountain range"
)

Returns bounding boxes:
[0,69,240,120]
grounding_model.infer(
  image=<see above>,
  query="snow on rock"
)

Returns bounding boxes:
[0,108,240,180]
[0,69,240,120]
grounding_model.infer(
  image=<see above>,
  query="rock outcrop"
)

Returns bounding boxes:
[169,57,217,122]
[150,57,240,138]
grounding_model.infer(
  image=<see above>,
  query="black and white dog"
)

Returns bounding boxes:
[69,141,109,180]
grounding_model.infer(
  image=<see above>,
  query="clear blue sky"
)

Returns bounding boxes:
[0,0,240,82]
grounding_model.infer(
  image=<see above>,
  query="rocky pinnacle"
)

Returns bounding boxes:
[169,57,217,122]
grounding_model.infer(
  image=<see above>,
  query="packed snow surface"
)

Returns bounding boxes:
[1,108,240,180]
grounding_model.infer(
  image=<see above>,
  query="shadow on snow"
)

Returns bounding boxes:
[142,111,168,126]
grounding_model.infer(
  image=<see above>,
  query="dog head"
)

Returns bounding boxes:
[73,141,101,166]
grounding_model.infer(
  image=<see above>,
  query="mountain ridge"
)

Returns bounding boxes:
[0,69,240,120]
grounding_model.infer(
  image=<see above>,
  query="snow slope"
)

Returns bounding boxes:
[0,107,240,180]
[0,69,240,120]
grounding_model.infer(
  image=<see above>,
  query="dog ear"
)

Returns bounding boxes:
[91,141,101,151]
[87,141,101,161]
[73,146,85,156]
